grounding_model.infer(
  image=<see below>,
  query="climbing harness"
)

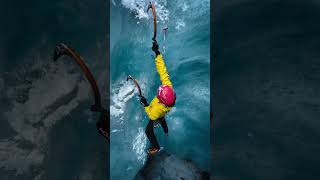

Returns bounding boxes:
[153,120,161,128]
[53,43,109,143]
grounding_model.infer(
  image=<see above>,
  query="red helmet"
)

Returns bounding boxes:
[157,85,176,107]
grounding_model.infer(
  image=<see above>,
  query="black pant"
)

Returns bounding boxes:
[145,117,168,149]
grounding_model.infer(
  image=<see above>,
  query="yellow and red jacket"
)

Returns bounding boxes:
[144,54,173,120]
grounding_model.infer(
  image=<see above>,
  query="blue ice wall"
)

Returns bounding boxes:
[110,1,210,179]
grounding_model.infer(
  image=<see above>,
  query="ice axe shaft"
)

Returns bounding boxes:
[127,75,142,97]
[147,2,157,41]
[53,43,109,143]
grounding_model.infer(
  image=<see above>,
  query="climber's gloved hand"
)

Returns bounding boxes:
[140,96,149,107]
[152,40,160,56]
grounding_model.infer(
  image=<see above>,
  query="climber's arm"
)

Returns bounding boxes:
[155,54,173,87]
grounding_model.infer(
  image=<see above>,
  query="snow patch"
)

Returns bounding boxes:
[132,127,147,163]
[120,0,169,23]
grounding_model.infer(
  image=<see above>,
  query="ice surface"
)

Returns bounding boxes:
[111,0,210,179]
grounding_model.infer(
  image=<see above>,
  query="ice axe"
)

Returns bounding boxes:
[147,2,157,42]
[53,43,110,143]
[126,75,142,97]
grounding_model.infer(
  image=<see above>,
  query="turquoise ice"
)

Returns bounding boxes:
[110,0,210,179]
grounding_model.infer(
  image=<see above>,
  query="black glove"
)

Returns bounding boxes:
[152,40,160,56]
[140,96,149,107]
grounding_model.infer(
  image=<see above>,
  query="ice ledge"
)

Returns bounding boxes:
[134,150,211,180]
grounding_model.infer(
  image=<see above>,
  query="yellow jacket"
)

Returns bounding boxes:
[144,54,173,120]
